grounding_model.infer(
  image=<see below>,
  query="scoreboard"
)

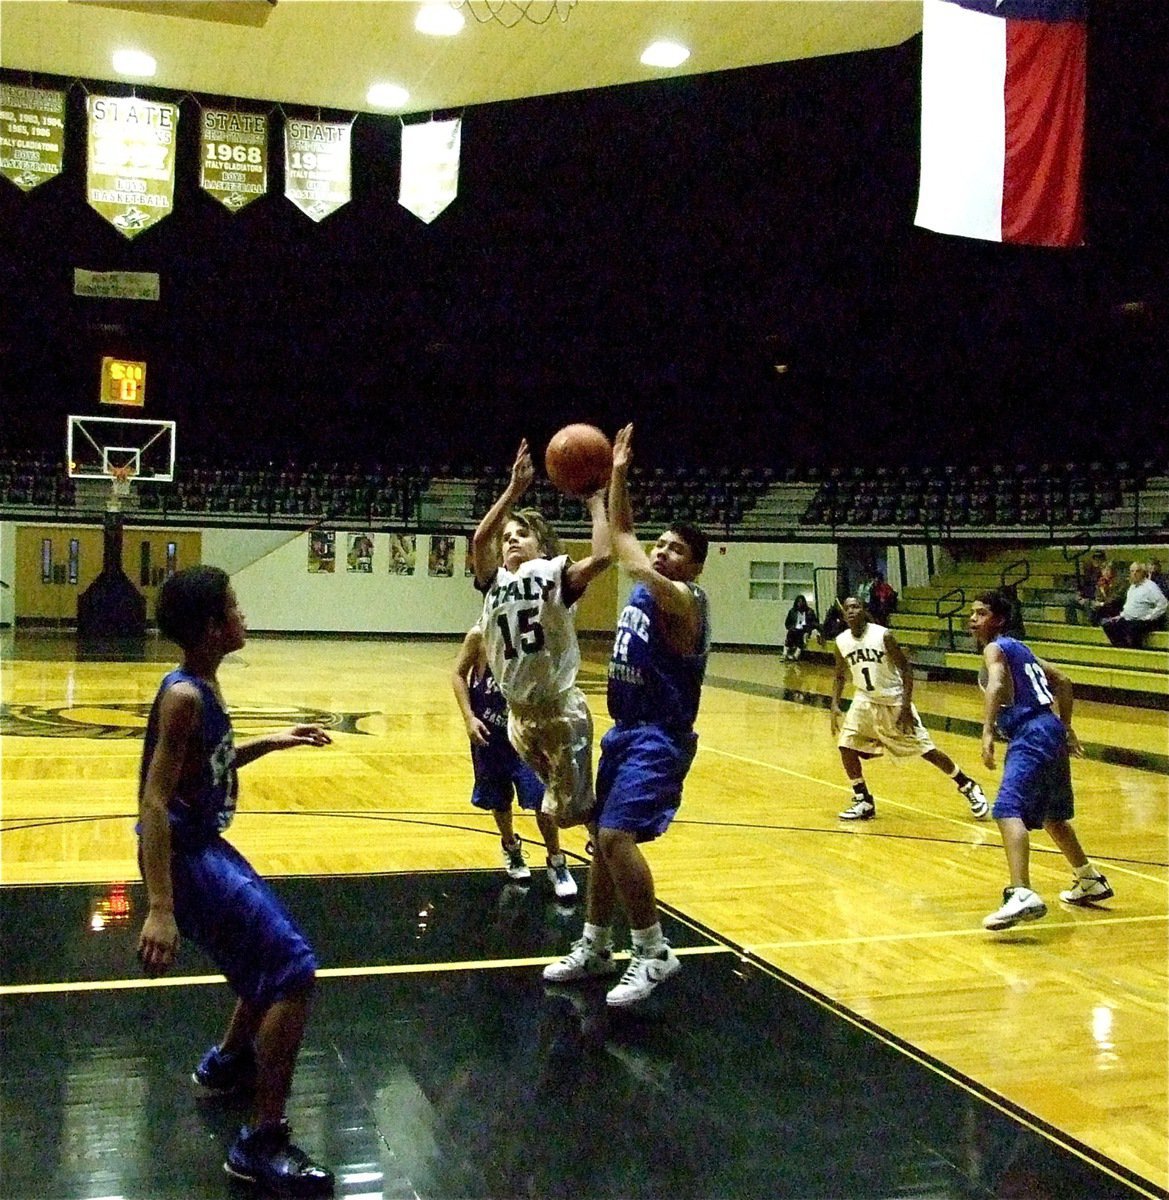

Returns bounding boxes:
[100,357,146,407]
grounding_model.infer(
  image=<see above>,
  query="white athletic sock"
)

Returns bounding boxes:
[631,923,665,956]
[1074,861,1100,879]
[583,922,611,948]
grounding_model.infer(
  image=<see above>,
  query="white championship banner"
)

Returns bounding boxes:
[399,117,462,224]
[0,85,65,192]
[86,96,178,238]
[201,108,268,212]
[285,119,351,222]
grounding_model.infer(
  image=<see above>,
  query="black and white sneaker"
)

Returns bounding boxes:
[1059,874,1114,905]
[225,1120,333,1196]
[959,778,990,820]
[606,945,681,1008]
[838,797,875,821]
[502,837,531,881]
[983,886,1047,931]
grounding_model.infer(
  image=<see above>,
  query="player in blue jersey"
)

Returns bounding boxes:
[136,566,334,1197]
[544,424,711,1007]
[451,624,578,899]
[969,591,1113,931]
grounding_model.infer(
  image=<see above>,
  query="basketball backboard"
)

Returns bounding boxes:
[67,415,176,482]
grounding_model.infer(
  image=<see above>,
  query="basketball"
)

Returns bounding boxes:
[544,424,613,496]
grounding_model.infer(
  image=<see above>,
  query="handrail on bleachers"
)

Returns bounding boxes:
[1001,559,1030,590]
[1060,542,1095,592]
[935,587,966,651]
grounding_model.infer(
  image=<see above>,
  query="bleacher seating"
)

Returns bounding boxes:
[887,545,1169,702]
[797,458,1168,538]
[0,449,1166,544]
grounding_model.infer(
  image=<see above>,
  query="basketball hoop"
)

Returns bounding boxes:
[107,463,136,511]
[455,0,576,26]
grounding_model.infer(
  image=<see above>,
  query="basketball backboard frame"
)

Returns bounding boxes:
[67,415,176,482]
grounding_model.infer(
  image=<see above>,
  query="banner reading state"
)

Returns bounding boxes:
[284,119,351,222]
[87,96,178,238]
[201,108,268,212]
[0,85,65,192]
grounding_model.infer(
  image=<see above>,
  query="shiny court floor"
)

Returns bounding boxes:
[0,870,1149,1200]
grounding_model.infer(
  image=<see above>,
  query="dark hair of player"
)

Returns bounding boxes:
[156,566,231,650]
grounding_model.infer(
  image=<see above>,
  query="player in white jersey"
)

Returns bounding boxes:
[472,439,611,829]
[830,596,988,821]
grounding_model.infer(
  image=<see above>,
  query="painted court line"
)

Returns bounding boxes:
[746,911,1168,952]
[0,944,731,997]
[698,742,990,826]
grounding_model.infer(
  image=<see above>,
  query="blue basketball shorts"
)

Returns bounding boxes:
[992,712,1075,830]
[470,742,546,812]
[595,723,698,843]
[165,836,318,1008]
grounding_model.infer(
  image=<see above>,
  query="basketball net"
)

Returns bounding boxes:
[107,464,135,511]
[456,0,575,26]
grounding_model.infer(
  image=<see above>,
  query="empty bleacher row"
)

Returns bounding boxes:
[470,465,770,530]
[2,452,1166,539]
[799,461,1164,531]
[0,454,771,532]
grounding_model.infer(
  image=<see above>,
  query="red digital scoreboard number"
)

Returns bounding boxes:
[100,357,146,407]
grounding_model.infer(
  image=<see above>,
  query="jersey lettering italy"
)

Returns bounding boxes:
[479,554,581,708]
[835,622,903,703]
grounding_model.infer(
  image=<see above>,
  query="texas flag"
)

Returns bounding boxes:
[915,0,1086,247]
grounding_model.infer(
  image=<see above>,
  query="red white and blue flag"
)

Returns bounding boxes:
[915,0,1086,247]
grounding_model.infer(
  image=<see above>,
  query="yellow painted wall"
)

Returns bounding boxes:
[13,526,201,622]
[563,538,618,633]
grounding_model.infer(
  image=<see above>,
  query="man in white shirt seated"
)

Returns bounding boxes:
[1101,562,1169,648]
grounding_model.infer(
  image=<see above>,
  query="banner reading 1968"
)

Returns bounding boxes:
[87,96,178,238]
[0,85,66,192]
[284,119,351,222]
[201,108,268,212]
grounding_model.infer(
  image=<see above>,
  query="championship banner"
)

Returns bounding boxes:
[86,96,178,239]
[0,85,66,192]
[284,119,351,222]
[201,108,268,212]
[74,268,161,301]
[399,117,462,224]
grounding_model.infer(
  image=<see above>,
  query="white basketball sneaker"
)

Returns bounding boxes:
[542,937,618,984]
[501,837,531,881]
[983,886,1047,931]
[605,945,681,1007]
[546,853,579,900]
[1059,874,1114,905]
[959,778,990,820]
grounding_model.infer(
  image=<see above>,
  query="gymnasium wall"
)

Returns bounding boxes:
[213,530,836,643]
[5,523,838,645]
[0,522,14,625]
[206,528,482,636]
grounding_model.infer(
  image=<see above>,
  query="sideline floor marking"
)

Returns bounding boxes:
[0,943,731,997]
[747,911,1169,951]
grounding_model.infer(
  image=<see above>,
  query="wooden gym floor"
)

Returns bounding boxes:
[1,631,1166,1200]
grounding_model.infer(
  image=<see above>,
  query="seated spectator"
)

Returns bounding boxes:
[1082,561,1123,624]
[868,573,898,623]
[1077,550,1108,605]
[782,594,820,661]
[1149,557,1169,602]
[820,599,848,643]
[1101,562,1169,647]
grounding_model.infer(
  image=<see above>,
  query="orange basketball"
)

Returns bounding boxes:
[544,424,613,496]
